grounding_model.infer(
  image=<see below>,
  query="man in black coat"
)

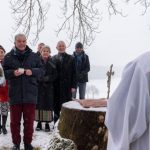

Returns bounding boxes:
[52,41,77,123]
[3,34,44,150]
[72,42,90,99]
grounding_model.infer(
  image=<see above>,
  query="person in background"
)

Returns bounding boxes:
[0,45,9,135]
[35,45,57,132]
[37,42,45,56]
[52,41,77,123]
[3,34,44,150]
[72,42,90,99]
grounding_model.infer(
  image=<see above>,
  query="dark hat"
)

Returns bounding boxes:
[0,45,5,53]
[75,42,83,49]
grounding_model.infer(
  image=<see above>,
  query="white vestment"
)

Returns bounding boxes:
[105,52,150,150]
[0,63,5,85]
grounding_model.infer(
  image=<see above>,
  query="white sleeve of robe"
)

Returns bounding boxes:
[105,61,150,150]
[0,63,5,85]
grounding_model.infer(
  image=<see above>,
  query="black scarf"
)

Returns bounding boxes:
[14,46,31,62]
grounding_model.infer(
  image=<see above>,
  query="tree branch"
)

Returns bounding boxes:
[10,0,49,45]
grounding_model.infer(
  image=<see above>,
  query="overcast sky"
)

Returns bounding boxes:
[0,1,150,68]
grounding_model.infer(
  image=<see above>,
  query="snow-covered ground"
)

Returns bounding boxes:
[0,114,55,150]
[0,78,121,149]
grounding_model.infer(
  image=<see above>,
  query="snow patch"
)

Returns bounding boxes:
[63,101,107,112]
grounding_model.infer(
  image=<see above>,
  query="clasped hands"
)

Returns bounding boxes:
[14,68,32,76]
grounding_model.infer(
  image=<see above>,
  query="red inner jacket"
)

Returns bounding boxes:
[0,81,9,102]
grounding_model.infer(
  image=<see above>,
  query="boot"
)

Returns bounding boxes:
[36,121,42,131]
[12,144,20,150]
[2,115,7,134]
[0,115,2,134]
[24,144,34,150]
[0,125,2,134]
[45,123,50,132]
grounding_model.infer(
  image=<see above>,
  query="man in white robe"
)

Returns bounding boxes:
[105,51,150,150]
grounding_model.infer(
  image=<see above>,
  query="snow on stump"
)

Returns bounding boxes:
[58,101,108,150]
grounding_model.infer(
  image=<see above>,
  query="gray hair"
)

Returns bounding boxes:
[41,45,51,53]
[14,34,26,41]
[57,41,66,47]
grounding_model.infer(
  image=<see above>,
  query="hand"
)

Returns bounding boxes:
[25,69,32,76]
[2,81,6,87]
[71,88,76,93]
[14,70,23,76]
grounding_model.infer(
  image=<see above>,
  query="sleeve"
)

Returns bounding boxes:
[3,55,16,80]
[81,55,90,75]
[31,55,45,79]
[42,65,57,83]
[47,68,57,82]
[71,57,77,89]
[105,62,149,150]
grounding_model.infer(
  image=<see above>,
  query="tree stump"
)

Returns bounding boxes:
[58,101,108,150]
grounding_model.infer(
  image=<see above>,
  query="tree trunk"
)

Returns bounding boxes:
[58,101,108,150]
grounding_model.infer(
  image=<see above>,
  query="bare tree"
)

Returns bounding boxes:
[107,0,124,16]
[10,0,150,46]
[59,0,150,47]
[57,0,101,47]
[10,0,49,44]
[108,0,150,15]
[86,84,99,98]
[133,0,150,14]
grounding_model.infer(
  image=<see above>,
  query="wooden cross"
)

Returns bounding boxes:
[106,64,114,99]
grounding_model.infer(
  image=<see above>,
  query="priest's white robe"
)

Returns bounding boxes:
[0,63,5,85]
[105,52,150,150]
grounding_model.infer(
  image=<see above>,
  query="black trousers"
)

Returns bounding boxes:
[53,101,61,123]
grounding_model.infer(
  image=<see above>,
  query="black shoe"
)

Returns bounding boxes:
[24,144,34,150]
[12,144,20,150]
[36,121,42,131]
[0,125,2,134]
[2,115,7,134]
[2,126,7,134]
[45,123,50,132]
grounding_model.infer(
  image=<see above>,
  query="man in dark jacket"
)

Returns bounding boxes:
[3,34,44,150]
[52,41,77,123]
[72,42,90,99]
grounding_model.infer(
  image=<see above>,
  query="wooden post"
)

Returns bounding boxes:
[106,64,114,99]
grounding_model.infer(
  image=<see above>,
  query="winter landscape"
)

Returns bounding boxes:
[0,0,150,150]
[0,76,121,150]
